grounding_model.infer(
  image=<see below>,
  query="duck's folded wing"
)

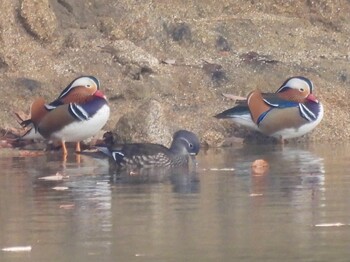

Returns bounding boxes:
[261,93,299,108]
[100,143,169,165]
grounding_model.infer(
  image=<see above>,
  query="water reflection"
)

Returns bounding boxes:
[2,144,350,261]
[217,145,326,211]
[3,154,114,259]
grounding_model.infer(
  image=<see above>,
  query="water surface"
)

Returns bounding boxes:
[1,143,350,261]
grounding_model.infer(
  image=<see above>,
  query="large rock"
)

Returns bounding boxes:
[20,0,57,41]
[113,99,172,146]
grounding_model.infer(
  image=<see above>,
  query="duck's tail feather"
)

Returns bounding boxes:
[214,105,258,130]
[20,127,44,140]
[95,146,113,158]
[214,105,250,119]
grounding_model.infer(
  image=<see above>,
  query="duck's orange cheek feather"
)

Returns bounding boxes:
[61,86,96,104]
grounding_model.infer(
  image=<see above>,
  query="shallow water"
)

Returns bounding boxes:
[1,143,350,261]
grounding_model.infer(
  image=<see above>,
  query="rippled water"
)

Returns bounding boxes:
[1,143,350,261]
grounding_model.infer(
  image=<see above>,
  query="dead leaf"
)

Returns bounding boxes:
[250,193,263,197]
[161,59,176,65]
[52,186,69,191]
[59,204,75,209]
[314,223,348,227]
[14,110,30,123]
[240,51,279,64]
[222,93,246,101]
[202,167,235,171]
[2,246,32,252]
[38,172,68,181]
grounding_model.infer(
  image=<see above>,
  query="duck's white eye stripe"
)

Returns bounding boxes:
[59,86,75,98]
[59,77,98,98]
[179,137,190,145]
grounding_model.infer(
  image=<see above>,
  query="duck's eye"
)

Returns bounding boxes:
[300,88,304,92]
[189,143,194,148]
[86,84,91,88]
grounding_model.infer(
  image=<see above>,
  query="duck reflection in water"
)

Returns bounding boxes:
[231,145,325,198]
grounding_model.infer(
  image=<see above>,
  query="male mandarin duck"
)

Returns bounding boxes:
[215,76,324,142]
[97,130,200,170]
[20,76,110,155]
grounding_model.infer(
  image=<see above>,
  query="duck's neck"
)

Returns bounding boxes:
[170,140,187,154]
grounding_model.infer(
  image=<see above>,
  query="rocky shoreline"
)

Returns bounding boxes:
[1,0,350,148]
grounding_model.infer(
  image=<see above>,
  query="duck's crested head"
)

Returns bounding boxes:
[70,75,100,89]
[277,76,313,93]
[171,130,200,155]
[276,76,319,103]
[58,76,100,99]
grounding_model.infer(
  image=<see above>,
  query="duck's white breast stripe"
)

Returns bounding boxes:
[299,104,316,121]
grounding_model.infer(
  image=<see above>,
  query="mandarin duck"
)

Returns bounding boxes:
[215,76,324,142]
[97,130,200,170]
[20,76,110,155]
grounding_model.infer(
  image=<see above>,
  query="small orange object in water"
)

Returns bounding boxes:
[251,159,269,175]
